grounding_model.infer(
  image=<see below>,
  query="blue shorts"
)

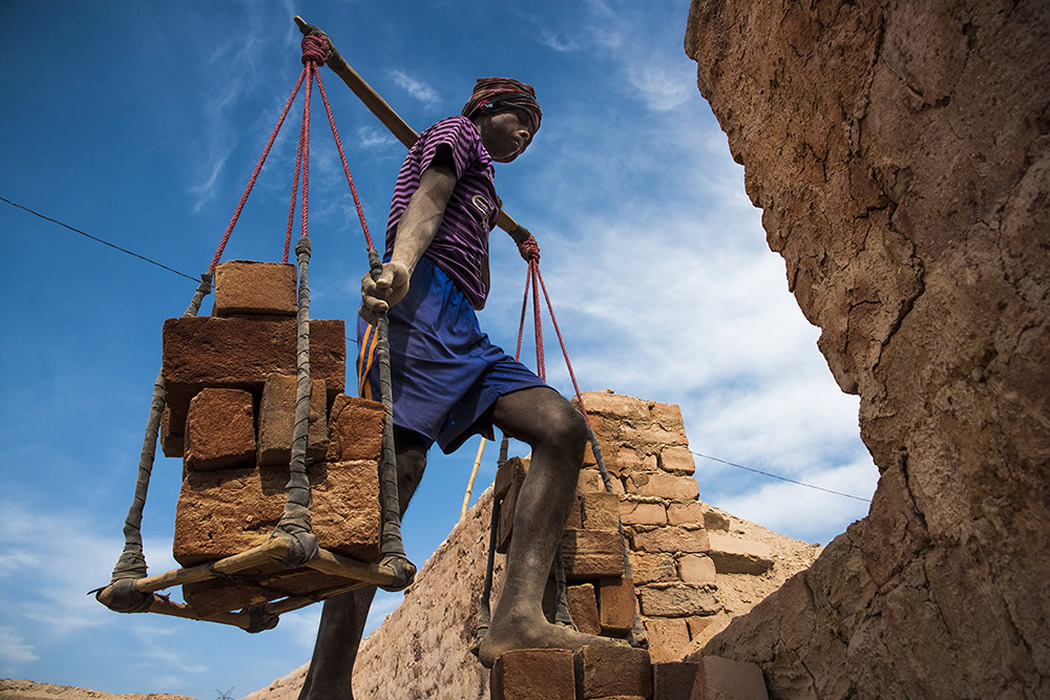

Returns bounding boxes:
[356,256,547,454]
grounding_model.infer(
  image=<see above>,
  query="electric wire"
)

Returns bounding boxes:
[1,195,199,282]
[691,450,872,503]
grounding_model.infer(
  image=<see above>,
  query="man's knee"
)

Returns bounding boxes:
[547,397,589,453]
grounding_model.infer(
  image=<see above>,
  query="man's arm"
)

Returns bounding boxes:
[360,164,457,323]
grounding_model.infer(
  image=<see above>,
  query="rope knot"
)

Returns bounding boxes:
[517,233,541,263]
[301,34,332,66]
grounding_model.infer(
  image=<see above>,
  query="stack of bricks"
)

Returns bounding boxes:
[159,260,385,614]
[491,390,771,698]
[492,647,767,699]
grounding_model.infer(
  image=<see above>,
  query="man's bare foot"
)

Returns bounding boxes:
[477,614,624,668]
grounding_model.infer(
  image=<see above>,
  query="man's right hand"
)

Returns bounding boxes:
[359,260,412,324]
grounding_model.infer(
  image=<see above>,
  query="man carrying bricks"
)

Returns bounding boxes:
[298,78,618,698]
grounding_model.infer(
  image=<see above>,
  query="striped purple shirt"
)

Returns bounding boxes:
[385,116,500,308]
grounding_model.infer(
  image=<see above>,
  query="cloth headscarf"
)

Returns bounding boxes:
[461,77,542,135]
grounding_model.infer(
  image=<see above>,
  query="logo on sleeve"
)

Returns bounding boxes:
[471,194,494,217]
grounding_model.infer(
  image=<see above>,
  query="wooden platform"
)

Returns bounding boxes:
[96,537,396,632]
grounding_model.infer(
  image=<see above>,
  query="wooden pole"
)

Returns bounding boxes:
[293,16,523,236]
[460,437,488,520]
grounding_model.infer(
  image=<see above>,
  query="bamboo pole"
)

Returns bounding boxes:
[460,437,487,520]
[293,15,523,235]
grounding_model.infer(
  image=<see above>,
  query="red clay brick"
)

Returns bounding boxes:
[567,583,601,635]
[637,584,721,618]
[692,656,769,700]
[213,260,297,317]
[620,500,667,526]
[491,648,575,700]
[561,529,625,580]
[183,388,255,471]
[628,551,677,584]
[599,576,636,634]
[496,458,528,554]
[566,494,584,530]
[257,374,328,467]
[625,472,699,501]
[679,555,717,584]
[630,527,710,554]
[581,491,621,531]
[667,501,703,526]
[577,390,651,423]
[161,316,345,426]
[574,645,652,699]
[649,402,685,431]
[643,617,691,662]
[659,446,696,475]
[325,394,384,462]
[160,402,187,458]
[652,661,699,700]
[173,460,379,566]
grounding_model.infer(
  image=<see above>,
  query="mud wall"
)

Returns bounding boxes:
[684,1,1049,697]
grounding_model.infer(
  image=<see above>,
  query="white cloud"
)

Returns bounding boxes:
[715,458,878,543]
[626,63,698,112]
[358,126,398,149]
[389,70,440,107]
[278,606,323,650]
[0,625,38,674]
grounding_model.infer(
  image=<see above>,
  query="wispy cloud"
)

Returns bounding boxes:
[358,126,398,150]
[389,70,440,107]
[0,625,38,674]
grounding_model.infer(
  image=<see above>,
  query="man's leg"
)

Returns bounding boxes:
[477,387,620,667]
[298,428,428,700]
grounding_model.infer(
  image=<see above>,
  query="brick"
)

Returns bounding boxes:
[667,501,703,526]
[620,500,666,526]
[599,577,636,634]
[581,491,621,531]
[649,402,685,431]
[692,656,769,700]
[625,473,699,501]
[620,423,688,450]
[495,457,528,501]
[173,460,379,566]
[566,494,584,530]
[161,316,345,427]
[678,555,717,584]
[574,645,652,699]
[653,662,700,700]
[659,446,695,475]
[325,394,384,462]
[160,402,187,458]
[707,534,774,575]
[567,583,601,635]
[578,468,605,493]
[701,506,731,532]
[213,260,297,317]
[643,617,691,662]
[628,552,677,584]
[602,445,659,478]
[561,529,625,580]
[183,388,255,471]
[497,458,528,554]
[257,374,328,467]
[630,527,710,554]
[638,584,721,618]
[685,616,721,643]
[492,649,575,700]
[577,390,651,423]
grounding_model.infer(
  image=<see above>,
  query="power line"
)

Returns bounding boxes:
[1,195,200,282]
[691,450,872,503]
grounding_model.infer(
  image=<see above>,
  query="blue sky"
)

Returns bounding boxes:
[0,1,877,697]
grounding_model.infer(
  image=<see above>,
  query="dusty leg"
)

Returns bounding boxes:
[477,387,621,667]
[298,428,428,700]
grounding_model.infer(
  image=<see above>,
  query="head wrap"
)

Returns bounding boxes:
[461,77,542,135]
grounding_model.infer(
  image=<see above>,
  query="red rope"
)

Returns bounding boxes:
[535,264,591,420]
[208,69,306,272]
[530,260,545,381]
[514,266,531,362]
[283,104,307,263]
[300,63,314,240]
[314,68,374,250]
